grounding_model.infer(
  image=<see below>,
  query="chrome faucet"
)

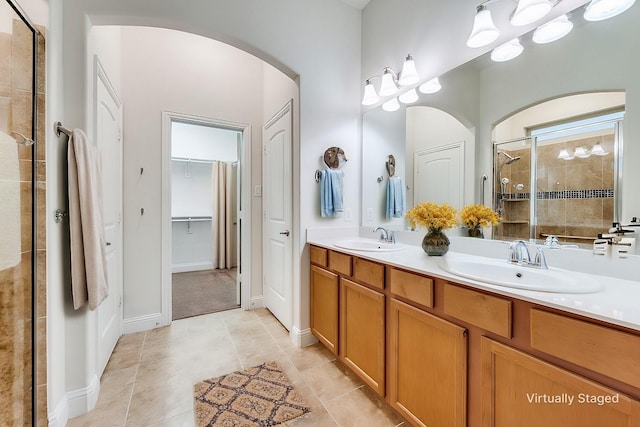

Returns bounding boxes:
[509,240,531,264]
[544,235,561,249]
[373,227,395,243]
[508,240,547,269]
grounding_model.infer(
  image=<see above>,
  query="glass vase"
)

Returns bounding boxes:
[421,228,450,256]
[467,226,484,238]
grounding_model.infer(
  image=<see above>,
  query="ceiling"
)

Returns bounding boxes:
[340,0,370,10]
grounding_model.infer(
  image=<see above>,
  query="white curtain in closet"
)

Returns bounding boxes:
[211,161,236,269]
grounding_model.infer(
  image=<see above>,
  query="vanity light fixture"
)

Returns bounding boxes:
[532,14,573,43]
[419,77,442,94]
[382,98,400,112]
[398,88,420,104]
[466,4,500,48]
[491,38,525,62]
[361,54,420,105]
[584,0,636,21]
[510,0,554,26]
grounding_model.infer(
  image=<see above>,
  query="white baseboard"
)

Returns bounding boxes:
[65,374,100,419]
[47,395,69,427]
[122,312,164,334]
[171,262,212,273]
[249,295,264,309]
[290,325,317,348]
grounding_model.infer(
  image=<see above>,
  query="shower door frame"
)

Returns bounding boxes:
[4,0,39,423]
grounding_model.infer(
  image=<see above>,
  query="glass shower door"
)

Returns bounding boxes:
[0,0,37,423]
[532,112,622,244]
[493,138,532,241]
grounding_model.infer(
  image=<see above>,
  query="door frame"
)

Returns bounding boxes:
[161,111,251,326]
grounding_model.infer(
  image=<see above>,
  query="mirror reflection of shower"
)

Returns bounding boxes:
[497,150,521,214]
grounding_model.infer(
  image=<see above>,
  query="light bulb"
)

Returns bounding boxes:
[466,5,500,48]
[361,80,380,106]
[382,98,400,112]
[398,54,420,86]
[399,88,419,104]
[419,77,442,94]
[491,38,524,62]
[510,0,554,26]
[574,146,590,158]
[557,149,574,160]
[590,144,609,156]
[533,14,573,44]
[584,0,636,21]
[379,68,398,97]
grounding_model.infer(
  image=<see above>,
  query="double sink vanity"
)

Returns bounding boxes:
[307,230,640,427]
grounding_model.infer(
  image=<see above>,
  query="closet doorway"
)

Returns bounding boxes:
[168,119,243,320]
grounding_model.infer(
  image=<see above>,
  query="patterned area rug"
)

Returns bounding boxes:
[194,361,310,426]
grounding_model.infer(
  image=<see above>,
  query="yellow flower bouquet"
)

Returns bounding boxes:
[460,204,500,238]
[405,202,458,256]
[406,202,459,231]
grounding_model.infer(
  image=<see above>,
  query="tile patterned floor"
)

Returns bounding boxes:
[67,308,406,427]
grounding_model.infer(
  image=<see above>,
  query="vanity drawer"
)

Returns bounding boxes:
[310,245,328,267]
[329,250,352,276]
[443,283,512,338]
[388,268,433,308]
[353,257,385,290]
[530,309,640,388]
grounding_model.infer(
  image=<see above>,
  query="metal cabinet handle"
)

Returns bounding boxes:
[279,230,290,237]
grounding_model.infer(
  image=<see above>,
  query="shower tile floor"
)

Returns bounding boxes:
[67,308,406,427]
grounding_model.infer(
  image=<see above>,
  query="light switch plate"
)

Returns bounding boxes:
[254,185,262,197]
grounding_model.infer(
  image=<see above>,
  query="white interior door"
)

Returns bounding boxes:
[263,101,293,330]
[95,57,123,376]
[414,142,464,209]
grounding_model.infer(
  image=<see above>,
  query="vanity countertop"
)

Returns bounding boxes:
[307,234,640,332]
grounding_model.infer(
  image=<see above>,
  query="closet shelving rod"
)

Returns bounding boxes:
[171,216,212,222]
[171,157,214,164]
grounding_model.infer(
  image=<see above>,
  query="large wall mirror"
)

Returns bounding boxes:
[361,1,640,244]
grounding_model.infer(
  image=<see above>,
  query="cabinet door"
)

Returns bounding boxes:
[340,278,385,396]
[389,298,467,427]
[481,337,640,427]
[310,265,339,354]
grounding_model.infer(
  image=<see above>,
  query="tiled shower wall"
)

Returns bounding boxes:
[495,135,614,242]
[0,16,47,425]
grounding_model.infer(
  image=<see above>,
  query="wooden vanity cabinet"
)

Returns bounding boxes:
[310,265,339,354]
[309,245,640,427]
[482,338,640,427]
[389,298,467,427]
[340,277,386,396]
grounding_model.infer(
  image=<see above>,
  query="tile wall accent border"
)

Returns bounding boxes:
[501,189,614,201]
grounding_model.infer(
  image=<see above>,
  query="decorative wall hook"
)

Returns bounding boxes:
[54,209,67,223]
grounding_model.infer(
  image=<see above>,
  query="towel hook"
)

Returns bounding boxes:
[54,209,67,223]
[315,170,322,183]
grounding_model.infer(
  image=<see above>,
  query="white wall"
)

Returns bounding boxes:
[47,1,360,420]
[119,26,264,320]
[171,123,239,161]
[361,107,406,227]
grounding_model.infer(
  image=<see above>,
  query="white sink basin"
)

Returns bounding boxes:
[334,238,405,252]
[439,255,603,294]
